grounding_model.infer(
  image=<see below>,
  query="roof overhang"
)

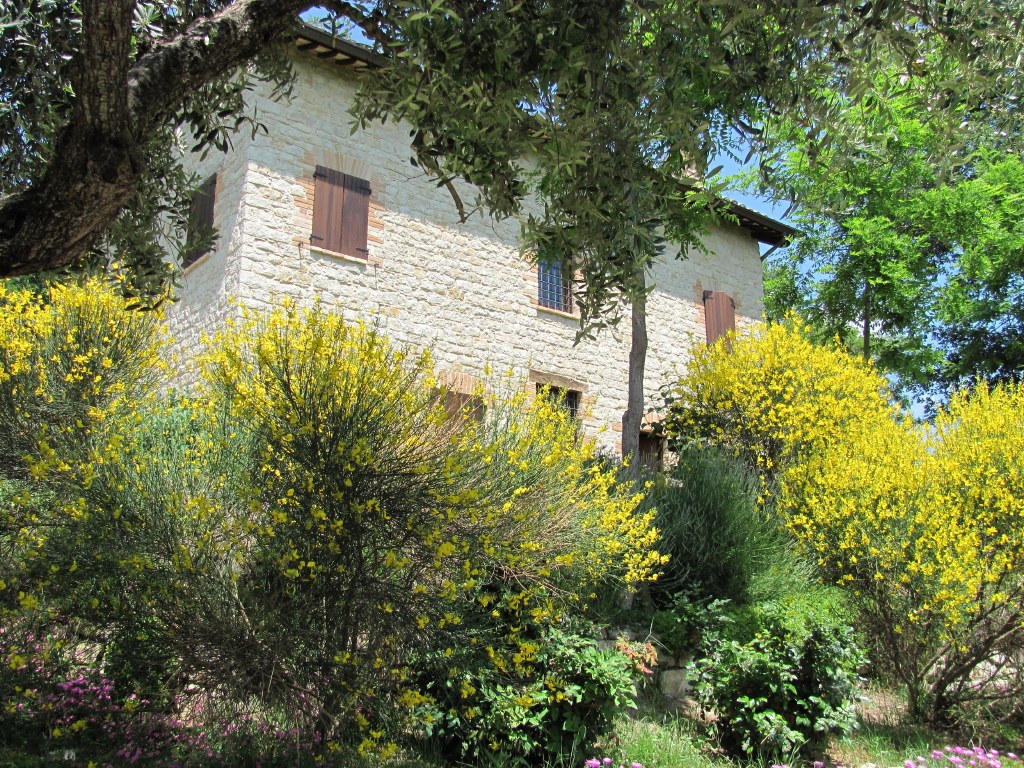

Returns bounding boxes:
[717,199,797,248]
[291,21,387,69]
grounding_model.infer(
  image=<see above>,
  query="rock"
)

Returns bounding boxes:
[661,668,691,698]
[656,648,676,668]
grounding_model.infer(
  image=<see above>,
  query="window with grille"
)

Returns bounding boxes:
[538,259,572,313]
[182,173,217,269]
[536,383,581,419]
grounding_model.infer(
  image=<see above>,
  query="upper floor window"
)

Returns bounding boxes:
[182,173,217,269]
[538,258,572,313]
[311,166,371,259]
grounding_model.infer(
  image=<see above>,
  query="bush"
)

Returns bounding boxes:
[783,381,1024,724]
[1,287,664,761]
[661,317,896,478]
[412,614,636,766]
[0,279,164,481]
[647,446,811,608]
[663,320,1024,726]
[690,591,864,759]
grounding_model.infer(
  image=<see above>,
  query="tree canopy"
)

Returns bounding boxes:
[2,0,1023,325]
[755,92,1024,399]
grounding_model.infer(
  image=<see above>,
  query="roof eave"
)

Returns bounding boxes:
[290,21,388,69]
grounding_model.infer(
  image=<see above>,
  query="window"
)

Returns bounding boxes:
[311,165,371,259]
[440,390,485,421]
[638,431,663,473]
[536,383,581,419]
[182,173,217,269]
[703,290,736,349]
[538,258,572,313]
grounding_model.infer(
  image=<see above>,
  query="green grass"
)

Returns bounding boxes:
[613,715,720,768]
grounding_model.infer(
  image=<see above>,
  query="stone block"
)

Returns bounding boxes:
[661,669,691,699]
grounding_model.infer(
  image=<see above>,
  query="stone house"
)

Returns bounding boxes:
[167,22,794,458]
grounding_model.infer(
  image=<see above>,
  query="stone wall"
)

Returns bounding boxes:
[167,49,767,452]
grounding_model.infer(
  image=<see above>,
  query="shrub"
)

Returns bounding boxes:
[663,320,1024,725]
[647,446,811,607]
[1,287,664,759]
[661,317,897,478]
[412,615,637,765]
[0,279,163,481]
[690,591,864,759]
[783,381,1024,724]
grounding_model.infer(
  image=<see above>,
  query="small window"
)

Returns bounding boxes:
[440,390,485,421]
[538,258,572,313]
[311,166,371,259]
[536,383,581,419]
[182,173,217,269]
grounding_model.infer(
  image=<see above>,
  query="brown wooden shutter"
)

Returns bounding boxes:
[339,173,371,259]
[311,166,371,259]
[182,173,217,269]
[703,290,736,349]
[312,165,345,253]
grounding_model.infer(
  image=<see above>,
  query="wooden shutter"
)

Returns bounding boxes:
[339,173,371,259]
[703,290,736,349]
[183,173,217,269]
[312,165,345,253]
[311,166,371,259]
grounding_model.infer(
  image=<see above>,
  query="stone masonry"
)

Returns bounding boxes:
[166,40,776,454]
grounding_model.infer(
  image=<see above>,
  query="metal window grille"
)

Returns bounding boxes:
[537,384,581,419]
[538,259,572,312]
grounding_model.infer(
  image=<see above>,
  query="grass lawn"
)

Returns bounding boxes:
[600,685,1023,768]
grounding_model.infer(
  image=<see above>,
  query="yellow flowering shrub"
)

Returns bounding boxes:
[0,281,164,615]
[2,287,662,753]
[663,321,1024,723]
[0,280,164,478]
[783,382,1024,722]
[662,319,897,475]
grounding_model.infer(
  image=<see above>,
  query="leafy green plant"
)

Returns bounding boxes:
[690,592,863,759]
[646,446,811,607]
[412,620,637,766]
[652,592,732,659]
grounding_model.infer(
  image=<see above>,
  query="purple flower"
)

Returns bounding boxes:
[585,761,600,768]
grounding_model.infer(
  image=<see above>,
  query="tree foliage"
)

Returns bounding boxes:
[755,92,1024,397]
[2,0,1023,328]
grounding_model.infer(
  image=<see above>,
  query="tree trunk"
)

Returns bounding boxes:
[621,270,648,483]
[0,0,314,277]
